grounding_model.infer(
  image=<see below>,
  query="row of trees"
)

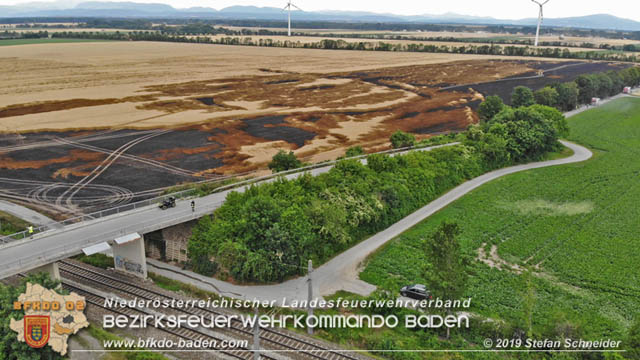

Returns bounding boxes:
[27,18,637,41]
[10,23,640,52]
[214,37,640,63]
[479,66,640,116]
[0,30,49,39]
[4,18,640,40]
[188,100,564,282]
[42,30,640,64]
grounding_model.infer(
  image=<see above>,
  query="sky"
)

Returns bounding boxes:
[1,0,640,22]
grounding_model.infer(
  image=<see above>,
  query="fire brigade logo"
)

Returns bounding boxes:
[10,283,89,355]
[24,315,50,348]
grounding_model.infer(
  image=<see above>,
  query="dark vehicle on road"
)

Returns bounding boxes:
[159,197,176,210]
[400,284,433,300]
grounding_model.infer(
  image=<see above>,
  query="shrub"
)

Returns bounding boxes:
[268,150,302,173]
[478,95,505,122]
[390,131,416,148]
[345,146,365,157]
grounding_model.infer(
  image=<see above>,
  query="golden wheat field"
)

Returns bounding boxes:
[0,41,539,132]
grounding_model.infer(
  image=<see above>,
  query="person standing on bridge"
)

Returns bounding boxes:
[191,200,195,212]
[28,225,34,238]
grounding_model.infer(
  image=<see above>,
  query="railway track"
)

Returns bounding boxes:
[58,260,364,360]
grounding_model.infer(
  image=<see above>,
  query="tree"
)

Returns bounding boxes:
[595,72,614,98]
[477,95,505,122]
[552,82,579,111]
[268,150,302,173]
[511,86,535,107]
[575,74,597,104]
[534,86,559,107]
[529,104,570,138]
[390,131,416,149]
[423,221,470,339]
[490,106,559,161]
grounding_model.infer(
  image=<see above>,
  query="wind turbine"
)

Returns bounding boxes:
[284,0,302,37]
[531,0,550,47]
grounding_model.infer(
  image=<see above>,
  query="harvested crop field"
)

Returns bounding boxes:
[443,61,631,104]
[0,41,626,215]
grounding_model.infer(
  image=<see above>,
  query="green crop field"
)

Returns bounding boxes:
[0,38,113,46]
[360,97,640,353]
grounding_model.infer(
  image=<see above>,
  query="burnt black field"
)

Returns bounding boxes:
[444,61,631,106]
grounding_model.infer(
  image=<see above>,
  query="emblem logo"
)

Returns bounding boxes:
[24,315,50,348]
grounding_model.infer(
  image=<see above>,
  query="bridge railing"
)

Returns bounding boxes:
[0,140,459,246]
[0,200,226,277]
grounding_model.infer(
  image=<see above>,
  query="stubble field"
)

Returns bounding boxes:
[0,41,626,215]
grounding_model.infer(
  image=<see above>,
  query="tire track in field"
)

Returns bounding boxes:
[55,130,172,207]
[0,129,159,153]
[53,137,207,179]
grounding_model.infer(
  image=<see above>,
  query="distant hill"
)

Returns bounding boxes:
[1,1,640,32]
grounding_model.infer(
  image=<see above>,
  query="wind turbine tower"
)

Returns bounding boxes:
[532,0,550,47]
[284,0,302,37]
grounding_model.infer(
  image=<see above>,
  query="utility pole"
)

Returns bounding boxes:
[253,307,260,360]
[307,259,313,335]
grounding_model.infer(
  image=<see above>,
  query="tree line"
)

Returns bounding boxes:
[187,97,568,282]
[5,17,637,40]
[41,30,640,63]
[480,66,640,115]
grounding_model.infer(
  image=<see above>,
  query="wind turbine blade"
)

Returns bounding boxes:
[283,4,289,10]
[292,3,302,10]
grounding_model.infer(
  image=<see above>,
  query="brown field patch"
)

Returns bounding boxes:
[0,149,104,170]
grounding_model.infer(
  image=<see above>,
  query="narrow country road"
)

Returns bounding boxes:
[148,139,593,305]
[0,200,55,226]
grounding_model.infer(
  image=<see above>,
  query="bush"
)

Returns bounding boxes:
[390,131,416,148]
[345,146,365,157]
[268,150,302,173]
[75,253,113,269]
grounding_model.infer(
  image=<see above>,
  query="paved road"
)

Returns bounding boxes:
[0,200,55,226]
[148,140,593,305]
[564,93,631,118]
[0,143,454,279]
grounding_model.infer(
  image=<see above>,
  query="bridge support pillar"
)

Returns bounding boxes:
[112,233,147,279]
[29,262,61,283]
